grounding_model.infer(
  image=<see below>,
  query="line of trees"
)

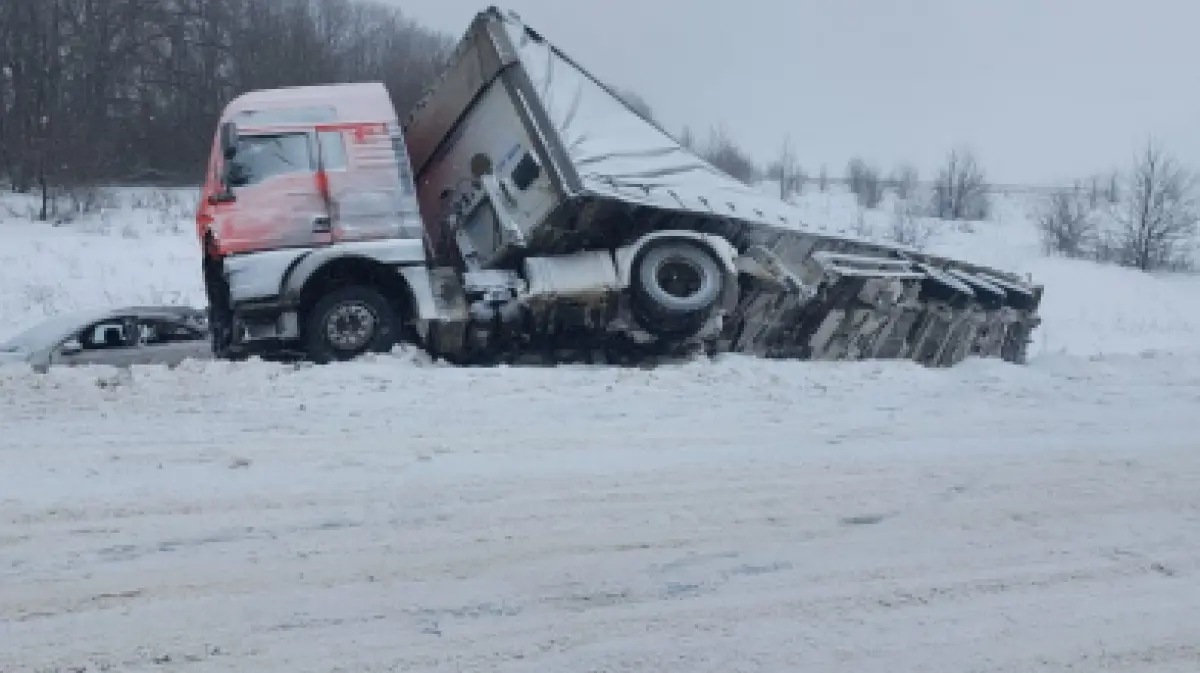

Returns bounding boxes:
[1037,142,1198,272]
[673,106,1196,272]
[670,109,993,226]
[0,0,453,216]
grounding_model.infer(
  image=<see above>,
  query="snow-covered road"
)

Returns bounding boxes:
[3,351,1199,672]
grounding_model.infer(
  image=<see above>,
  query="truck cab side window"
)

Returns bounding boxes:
[317,131,348,171]
[227,133,312,187]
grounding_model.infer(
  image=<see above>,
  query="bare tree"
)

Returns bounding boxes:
[1,0,455,217]
[615,88,655,124]
[678,126,696,151]
[699,124,761,185]
[889,164,919,200]
[846,157,883,209]
[1114,142,1198,271]
[818,165,829,192]
[766,136,805,200]
[929,147,990,221]
[1087,175,1101,209]
[1105,170,1121,204]
[1036,183,1097,258]
[887,200,934,250]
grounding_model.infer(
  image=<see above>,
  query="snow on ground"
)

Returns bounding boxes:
[3,185,1200,671]
[3,351,1200,672]
[0,188,206,340]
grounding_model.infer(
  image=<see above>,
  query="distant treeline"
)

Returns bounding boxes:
[0,0,454,192]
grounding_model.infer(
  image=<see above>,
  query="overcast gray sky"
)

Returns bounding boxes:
[388,0,1197,185]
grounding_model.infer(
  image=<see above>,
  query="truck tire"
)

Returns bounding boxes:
[630,238,725,337]
[302,285,397,364]
[202,253,241,361]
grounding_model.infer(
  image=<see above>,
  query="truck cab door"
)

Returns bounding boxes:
[210,131,332,254]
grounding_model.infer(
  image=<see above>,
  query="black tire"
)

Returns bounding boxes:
[630,238,725,337]
[202,254,238,360]
[302,285,397,364]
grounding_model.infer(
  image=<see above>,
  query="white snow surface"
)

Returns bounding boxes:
[3,351,1200,672]
[3,185,1200,671]
[0,188,206,339]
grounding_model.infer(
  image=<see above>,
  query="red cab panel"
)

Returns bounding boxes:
[197,83,422,258]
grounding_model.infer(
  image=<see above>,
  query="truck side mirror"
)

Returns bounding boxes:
[210,121,240,204]
[219,121,238,160]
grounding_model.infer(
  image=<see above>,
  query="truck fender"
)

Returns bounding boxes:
[279,239,428,305]
[614,230,740,313]
[223,248,312,305]
[397,265,449,323]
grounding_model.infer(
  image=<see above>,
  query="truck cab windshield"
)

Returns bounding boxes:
[227,133,311,187]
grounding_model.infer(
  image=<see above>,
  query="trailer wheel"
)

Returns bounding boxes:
[303,285,397,363]
[631,238,725,336]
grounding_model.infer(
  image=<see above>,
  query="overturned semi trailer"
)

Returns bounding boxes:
[401,7,1043,366]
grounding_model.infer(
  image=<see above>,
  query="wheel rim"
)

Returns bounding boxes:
[324,301,377,352]
[655,257,705,299]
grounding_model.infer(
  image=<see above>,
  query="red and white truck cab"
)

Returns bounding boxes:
[197,82,447,362]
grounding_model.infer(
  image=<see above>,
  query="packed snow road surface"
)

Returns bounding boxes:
[3,351,1200,672]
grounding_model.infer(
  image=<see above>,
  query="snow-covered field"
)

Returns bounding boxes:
[3,186,1200,672]
[0,188,205,340]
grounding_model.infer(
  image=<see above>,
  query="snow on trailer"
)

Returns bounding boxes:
[400,6,1044,367]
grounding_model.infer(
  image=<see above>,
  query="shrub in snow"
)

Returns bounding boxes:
[1043,144,1200,273]
[886,200,934,250]
[888,164,919,201]
[766,138,806,201]
[846,158,884,210]
[1111,144,1198,272]
[698,125,761,185]
[851,207,874,238]
[1037,184,1098,258]
[928,148,990,222]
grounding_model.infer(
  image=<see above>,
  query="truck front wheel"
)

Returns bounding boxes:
[302,285,397,363]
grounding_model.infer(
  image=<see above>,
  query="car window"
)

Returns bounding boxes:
[228,133,312,187]
[137,319,205,345]
[79,319,134,350]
